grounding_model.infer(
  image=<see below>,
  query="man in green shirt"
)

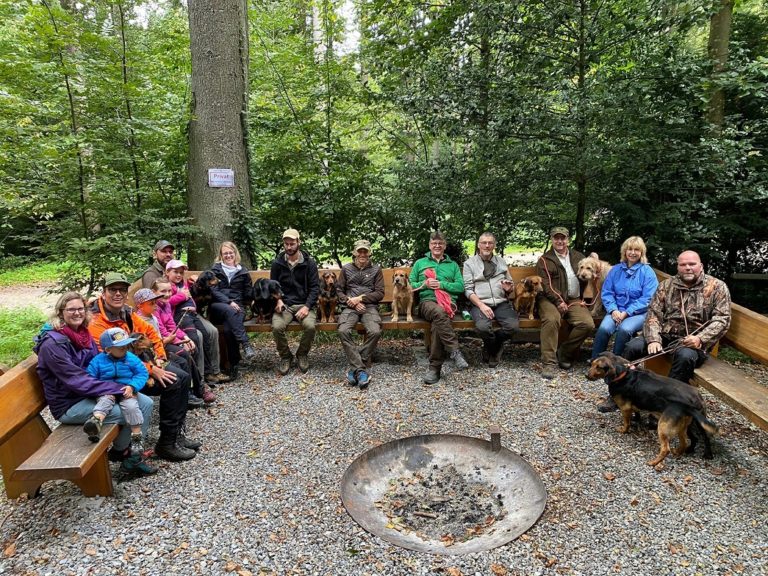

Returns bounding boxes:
[409,231,469,384]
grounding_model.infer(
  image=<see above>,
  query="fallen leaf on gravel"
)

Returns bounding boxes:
[440,533,456,546]
[683,475,693,484]
[603,472,616,481]
[490,563,508,575]
[446,568,462,576]
[112,536,124,547]
[3,543,16,558]
[650,491,662,504]
[630,495,639,506]
[236,569,253,576]
[668,543,679,554]
[710,467,725,476]
[85,545,97,556]
[224,561,238,572]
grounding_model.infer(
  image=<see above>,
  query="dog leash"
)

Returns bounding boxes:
[538,254,587,311]
[626,320,713,367]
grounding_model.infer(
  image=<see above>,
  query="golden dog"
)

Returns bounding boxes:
[513,275,544,320]
[391,270,413,322]
[576,255,610,317]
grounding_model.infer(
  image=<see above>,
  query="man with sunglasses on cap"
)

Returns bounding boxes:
[141,240,176,289]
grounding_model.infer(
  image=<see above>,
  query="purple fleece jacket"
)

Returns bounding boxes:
[34,329,125,420]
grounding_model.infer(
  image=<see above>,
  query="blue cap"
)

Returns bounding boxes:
[99,327,137,350]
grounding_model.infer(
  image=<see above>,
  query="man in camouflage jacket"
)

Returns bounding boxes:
[623,250,731,384]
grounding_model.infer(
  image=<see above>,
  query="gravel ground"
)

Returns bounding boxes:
[1,336,767,576]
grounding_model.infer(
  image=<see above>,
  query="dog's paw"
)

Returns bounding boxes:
[406,315,413,322]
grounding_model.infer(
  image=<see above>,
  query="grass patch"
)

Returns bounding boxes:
[0,261,64,287]
[718,345,756,364]
[0,307,46,368]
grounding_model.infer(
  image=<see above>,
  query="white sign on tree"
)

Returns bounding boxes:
[208,168,235,188]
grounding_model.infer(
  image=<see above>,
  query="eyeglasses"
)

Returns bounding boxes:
[106,286,129,294]
[429,241,446,246]
[63,307,85,314]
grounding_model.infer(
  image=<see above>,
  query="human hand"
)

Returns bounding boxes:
[426,278,440,290]
[151,366,177,387]
[229,301,241,313]
[681,335,702,349]
[122,385,133,398]
[611,311,626,324]
[647,342,663,354]
[275,299,285,313]
[348,296,362,308]
[354,302,366,313]
[501,279,513,293]
[480,304,494,320]
[182,288,191,298]
[183,339,195,353]
[557,302,569,314]
[295,305,310,320]
[188,275,198,283]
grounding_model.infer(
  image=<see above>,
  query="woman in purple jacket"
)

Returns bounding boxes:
[33,292,156,474]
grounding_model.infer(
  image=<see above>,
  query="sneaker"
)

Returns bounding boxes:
[83,416,102,443]
[541,364,557,380]
[242,342,257,361]
[278,356,293,375]
[130,433,144,455]
[187,394,205,409]
[297,355,310,373]
[346,369,358,386]
[450,349,469,370]
[202,386,217,404]
[489,345,504,368]
[357,370,371,389]
[597,396,619,413]
[120,454,158,476]
[206,372,232,384]
[556,349,572,370]
[423,368,441,385]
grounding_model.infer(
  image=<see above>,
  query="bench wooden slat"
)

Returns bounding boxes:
[723,303,768,365]
[691,359,768,431]
[0,356,45,445]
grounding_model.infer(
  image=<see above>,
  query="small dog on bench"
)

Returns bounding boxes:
[190,270,219,316]
[513,275,544,320]
[318,271,338,323]
[251,278,283,324]
[391,269,413,322]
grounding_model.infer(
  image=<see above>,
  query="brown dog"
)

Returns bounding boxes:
[129,333,158,388]
[586,352,718,467]
[576,255,610,317]
[513,275,544,320]
[391,270,413,322]
[318,271,338,323]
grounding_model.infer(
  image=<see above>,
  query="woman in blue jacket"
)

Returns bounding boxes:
[591,236,659,360]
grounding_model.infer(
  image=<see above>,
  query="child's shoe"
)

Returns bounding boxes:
[83,416,102,443]
[130,433,144,456]
[120,454,158,476]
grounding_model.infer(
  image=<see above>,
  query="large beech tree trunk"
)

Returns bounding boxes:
[187,0,250,267]
[706,0,733,131]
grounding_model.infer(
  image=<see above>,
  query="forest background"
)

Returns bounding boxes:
[0,0,766,310]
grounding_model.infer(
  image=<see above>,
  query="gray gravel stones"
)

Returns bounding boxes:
[1,338,767,575]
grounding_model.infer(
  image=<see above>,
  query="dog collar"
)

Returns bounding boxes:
[608,370,628,384]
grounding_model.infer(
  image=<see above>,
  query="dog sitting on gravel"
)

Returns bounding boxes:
[586,352,718,467]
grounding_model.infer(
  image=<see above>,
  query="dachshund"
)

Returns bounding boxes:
[513,275,544,320]
[190,270,219,316]
[251,278,283,324]
[391,269,413,322]
[587,352,718,467]
[129,332,159,388]
[318,271,338,323]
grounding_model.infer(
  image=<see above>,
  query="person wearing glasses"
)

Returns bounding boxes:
[409,231,469,385]
[89,273,200,462]
[33,292,157,476]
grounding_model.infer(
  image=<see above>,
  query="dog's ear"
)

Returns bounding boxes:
[525,277,533,290]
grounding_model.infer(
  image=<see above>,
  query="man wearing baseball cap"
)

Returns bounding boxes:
[89,272,200,461]
[535,226,594,379]
[141,240,176,289]
[336,239,384,388]
[270,229,320,374]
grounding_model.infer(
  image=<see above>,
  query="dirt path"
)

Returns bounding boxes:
[0,282,60,313]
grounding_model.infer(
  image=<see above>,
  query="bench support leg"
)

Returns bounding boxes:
[0,416,49,499]
[75,453,114,497]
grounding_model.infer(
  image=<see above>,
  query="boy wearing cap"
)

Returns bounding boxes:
[270,229,320,374]
[536,226,594,379]
[85,328,150,459]
[337,240,385,388]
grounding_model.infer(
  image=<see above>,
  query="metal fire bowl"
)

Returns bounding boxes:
[341,431,547,555]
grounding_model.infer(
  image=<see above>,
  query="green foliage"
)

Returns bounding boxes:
[0,307,45,368]
[0,261,65,287]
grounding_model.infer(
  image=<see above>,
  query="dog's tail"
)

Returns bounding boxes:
[691,410,719,436]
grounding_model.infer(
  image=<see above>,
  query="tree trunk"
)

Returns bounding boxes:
[706,0,733,131]
[187,0,251,268]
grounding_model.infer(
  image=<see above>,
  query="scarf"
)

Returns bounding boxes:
[221,263,241,281]
[59,325,93,350]
[424,267,456,319]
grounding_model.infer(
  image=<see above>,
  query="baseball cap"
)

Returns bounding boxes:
[282,228,300,240]
[165,259,188,271]
[154,240,174,251]
[104,272,130,288]
[550,226,570,237]
[353,239,371,253]
[133,288,162,306]
[99,327,137,350]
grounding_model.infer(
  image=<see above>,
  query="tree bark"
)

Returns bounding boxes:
[187,0,251,268]
[706,0,733,131]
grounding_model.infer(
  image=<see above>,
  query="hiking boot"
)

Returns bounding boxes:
[450,349,469,370]
[83,416,102,443]
[597,396,619,413]
[242,341,256,361]
[188,394,205,409]
[130,433,144,455]
[423,368,441,385]
[489,345,504,368]
[178,421,202,451]
[297,355,310,373]
[120,454,158,476]
[346,369,358,386]
[107,446,132,462]
[155,431,196,462]
[202,386,217,404]
[556,349,572,370]
[541,364,557,380]
[206,372,231,384]
[357,370,371,390]
[278,356,293,375]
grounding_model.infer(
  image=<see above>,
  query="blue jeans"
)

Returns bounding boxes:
[591,313,646,359]
[59,394,153,451]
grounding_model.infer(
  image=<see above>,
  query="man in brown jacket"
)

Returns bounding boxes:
[536,227,595,379]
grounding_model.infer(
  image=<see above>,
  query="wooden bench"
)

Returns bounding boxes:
[0,356,119,498]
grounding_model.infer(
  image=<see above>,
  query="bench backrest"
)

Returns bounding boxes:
[0,356,45,445]
[129,266,539,306]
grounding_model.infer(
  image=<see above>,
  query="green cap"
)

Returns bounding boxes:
[103,272,130,287]
[550,226,569,237]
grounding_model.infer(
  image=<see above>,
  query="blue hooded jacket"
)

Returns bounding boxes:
[86,350,148,392]
[601,262,659,316]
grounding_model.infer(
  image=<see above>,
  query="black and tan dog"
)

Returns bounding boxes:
[513,275,543,320]
[190,270,219,316]
[130,332,158,388]
[251,278,283,324]
[391,269,413,322]
[318,271,338,323]
[587,351,718,467]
